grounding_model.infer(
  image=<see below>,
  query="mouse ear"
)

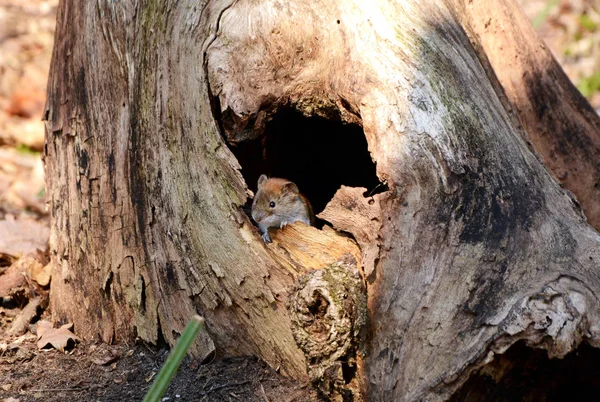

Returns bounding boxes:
[257,174,268,188]
[282,181,299,195]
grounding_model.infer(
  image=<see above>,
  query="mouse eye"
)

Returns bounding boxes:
[269,201,276,208]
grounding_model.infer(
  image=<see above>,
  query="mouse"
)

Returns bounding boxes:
[251,175,315,243]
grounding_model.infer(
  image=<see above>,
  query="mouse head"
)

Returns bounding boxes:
[251,175,300,225]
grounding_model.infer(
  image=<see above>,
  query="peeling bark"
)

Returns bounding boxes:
[44,0,600,400]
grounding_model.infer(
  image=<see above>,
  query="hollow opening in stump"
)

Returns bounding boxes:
[308,290,330,319]
[229,107,384,219]
[450,341,600,401]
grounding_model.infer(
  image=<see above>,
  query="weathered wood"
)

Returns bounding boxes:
[205,0,600,399]
[318,186,385,281]
[44,2,365,385]
[288,258,367,400]
[44,0,600,400]
[267,223,363,278]
[45,0,302,379]
[458,0,600,230]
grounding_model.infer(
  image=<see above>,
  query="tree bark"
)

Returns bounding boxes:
[44,0,600,400]
[458,0,600,231]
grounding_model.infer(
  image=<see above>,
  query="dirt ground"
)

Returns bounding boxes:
[0,338,316,401]
[0,0,598,401]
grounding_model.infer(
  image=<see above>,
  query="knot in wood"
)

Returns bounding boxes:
[287,260,367,397]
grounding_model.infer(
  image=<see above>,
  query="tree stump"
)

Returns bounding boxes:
[44,0,600,400]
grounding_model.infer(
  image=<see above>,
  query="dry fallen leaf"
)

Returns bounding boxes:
[1,384,12,391]
[0,262,26,298]
[0,147,46,213]
[0,216,49,258]
[36,321,80,352]
[3,348,34,364]
[7,297,42,337]
[91,350,120,366]
[145,371,156,383]
[29,262,51,287]
[35,320,53,338]
[9,333,32,345]
[2,397,20,402]
[6,89,45,119]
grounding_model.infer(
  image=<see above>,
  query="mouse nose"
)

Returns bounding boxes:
[252,210,265,223]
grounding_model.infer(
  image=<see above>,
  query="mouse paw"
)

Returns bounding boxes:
[261,232,272,243]
[280,221,288,229]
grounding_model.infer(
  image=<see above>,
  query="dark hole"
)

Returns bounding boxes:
[340,389,354,402]
[154,318,169,349]
[103,271,113,300]
[139,275,146,312]
[231,107,383,220]
[450,341,600,402]
[0,254,14,267]
[308,291,330,318]
[341,360,357,384]
[1,295,21,309]
[201,349,217,365]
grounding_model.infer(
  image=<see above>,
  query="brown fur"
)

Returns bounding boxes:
[251,176,315,242]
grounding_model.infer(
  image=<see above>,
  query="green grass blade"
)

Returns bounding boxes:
[143,315,205,402]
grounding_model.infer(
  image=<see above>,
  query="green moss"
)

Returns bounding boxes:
[16,144,40,156]
[579,14,598,32]
[577,72,600,98]
[139,0,167,44]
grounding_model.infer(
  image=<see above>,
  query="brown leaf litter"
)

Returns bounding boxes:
[35,320,80,352]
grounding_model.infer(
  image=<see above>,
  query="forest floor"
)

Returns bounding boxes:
[0,0,598,401]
